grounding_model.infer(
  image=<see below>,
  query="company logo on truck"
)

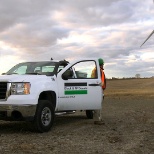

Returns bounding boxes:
[64,83,87,95]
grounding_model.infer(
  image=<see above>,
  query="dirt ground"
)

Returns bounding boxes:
[0,78,154,154]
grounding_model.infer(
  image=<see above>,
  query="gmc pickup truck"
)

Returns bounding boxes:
[0,58,103,132]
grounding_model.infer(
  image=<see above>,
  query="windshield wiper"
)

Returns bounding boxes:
[7,73,18,75]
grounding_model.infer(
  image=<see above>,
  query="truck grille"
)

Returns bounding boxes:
[0,82,7,100]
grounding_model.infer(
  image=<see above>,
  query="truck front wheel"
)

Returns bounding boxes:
[34,100,55,132]
[86,110,94,119]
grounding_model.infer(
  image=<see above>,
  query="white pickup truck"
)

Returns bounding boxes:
[0,58,103,132]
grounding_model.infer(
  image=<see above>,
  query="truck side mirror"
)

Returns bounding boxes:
[62,70,73,80]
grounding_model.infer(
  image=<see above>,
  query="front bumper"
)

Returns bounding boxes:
[0,104,36,121]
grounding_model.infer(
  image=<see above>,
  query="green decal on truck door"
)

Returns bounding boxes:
[64,83,87,95]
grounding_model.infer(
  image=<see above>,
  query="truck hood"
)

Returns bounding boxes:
[0,74,53,82]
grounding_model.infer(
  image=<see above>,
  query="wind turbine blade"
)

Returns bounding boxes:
[140,30,154,47]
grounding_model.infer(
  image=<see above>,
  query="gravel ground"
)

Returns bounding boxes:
[0,79,154,154]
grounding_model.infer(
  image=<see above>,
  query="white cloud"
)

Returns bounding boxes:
[0,0,154,77]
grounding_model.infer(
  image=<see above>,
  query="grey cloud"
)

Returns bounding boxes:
[0,0,154,77]
[51,0,143,27]
[0,20,70,51]
[0,0,49,30]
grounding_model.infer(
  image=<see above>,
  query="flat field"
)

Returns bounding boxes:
[0,78,153,154]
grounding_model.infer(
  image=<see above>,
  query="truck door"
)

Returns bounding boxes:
[57,59,103,111]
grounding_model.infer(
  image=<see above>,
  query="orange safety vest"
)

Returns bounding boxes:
[101,69,106,90]
[91,67,106,90]
[91,67,97,78]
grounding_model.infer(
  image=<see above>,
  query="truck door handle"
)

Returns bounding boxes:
[89,83,100,86]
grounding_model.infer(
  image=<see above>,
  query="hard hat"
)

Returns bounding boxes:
[98,58,104,66]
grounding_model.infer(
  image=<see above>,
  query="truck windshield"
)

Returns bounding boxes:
[6,61,57,76]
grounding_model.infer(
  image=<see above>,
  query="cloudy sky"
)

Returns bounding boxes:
[0,0,154,78]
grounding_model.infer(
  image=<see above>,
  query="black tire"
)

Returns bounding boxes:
[86,110,94,119]
[34,100,55,132]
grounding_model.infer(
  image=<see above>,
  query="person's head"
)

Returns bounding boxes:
[98,58,104,69]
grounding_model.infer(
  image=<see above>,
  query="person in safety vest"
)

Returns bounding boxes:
[91,58,106,125]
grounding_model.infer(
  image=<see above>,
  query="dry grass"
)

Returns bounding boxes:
[105,78,154,97]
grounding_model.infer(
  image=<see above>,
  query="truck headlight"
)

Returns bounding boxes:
[11,82,31,95]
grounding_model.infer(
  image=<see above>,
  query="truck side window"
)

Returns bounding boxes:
[72,61,97,79]
[66,67,74,78]
[58,66,65,73]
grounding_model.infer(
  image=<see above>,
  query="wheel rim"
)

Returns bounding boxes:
[41,107,52,126]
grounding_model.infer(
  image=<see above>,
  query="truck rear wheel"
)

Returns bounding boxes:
[86,110,94,119]
[34,100,55,132]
